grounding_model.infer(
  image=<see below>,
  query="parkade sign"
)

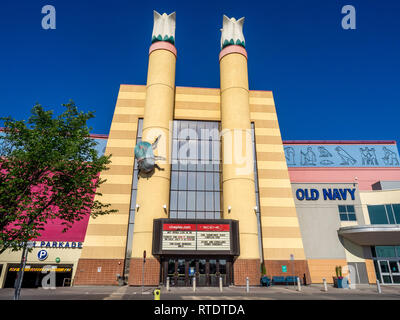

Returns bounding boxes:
[31,241,83,249]
[295,188,356,201]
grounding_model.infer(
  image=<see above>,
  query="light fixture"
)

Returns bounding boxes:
[253,206,258,213]
[135,204,140,212]
[228,206,232,213]
[162,204,167,214]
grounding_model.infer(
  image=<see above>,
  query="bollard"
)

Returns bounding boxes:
[323,278,328,292]
[297,277,301,292]
[376,279,382,294]
[193,276,196,292]
[219,276,223,292]
[166,277,170,292]
[153,288,161,300]
[246,277,249,293]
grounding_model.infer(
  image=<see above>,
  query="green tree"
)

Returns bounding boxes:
[0,101,116,254]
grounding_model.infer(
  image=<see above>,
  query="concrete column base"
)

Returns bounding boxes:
[233,259,261,286]
[73,258,124,286]
[128,258,160,286]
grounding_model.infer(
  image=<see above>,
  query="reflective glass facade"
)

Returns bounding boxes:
[368,204,400,224]
[169,120,222,219]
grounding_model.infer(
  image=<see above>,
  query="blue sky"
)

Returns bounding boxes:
[1,0,399,145]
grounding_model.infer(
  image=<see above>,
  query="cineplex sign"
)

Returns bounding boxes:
[152,219,240,256]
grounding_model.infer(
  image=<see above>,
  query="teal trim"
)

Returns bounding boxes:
[222,39,246,49]
[151,35,175,45]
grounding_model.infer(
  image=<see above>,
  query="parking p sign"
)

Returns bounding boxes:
[37,249,48,261]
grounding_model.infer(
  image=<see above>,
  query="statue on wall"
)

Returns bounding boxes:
[134,135,165,174]
[152,11,176,45]
[220,15,245,49]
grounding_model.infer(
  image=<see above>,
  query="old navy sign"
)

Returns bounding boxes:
[296,188,356,201]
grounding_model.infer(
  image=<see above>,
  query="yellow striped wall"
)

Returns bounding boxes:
[81,85,305,262]
[249,90,306,261]
[80,85,145,259]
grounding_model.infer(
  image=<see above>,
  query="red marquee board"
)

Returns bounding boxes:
[161,223,231,251]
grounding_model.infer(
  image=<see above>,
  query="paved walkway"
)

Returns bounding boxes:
[1,284,399,300]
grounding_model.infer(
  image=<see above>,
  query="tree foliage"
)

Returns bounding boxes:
[0,101,116,254]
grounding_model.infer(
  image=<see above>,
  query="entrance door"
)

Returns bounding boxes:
[378,260,400,284]
[162,258,232,287]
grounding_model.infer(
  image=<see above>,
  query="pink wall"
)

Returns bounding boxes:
[288,167,400,190]
[34,215,90,242]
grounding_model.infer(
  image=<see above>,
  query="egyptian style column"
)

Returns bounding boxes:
[219,15,261,285]
[128,11,177,285]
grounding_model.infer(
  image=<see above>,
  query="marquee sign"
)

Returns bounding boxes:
[153,219,239,256]
[162,224,196,250]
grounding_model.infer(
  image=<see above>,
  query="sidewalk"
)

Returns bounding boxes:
[1,283,399,300]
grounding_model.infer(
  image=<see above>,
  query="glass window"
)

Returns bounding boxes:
[196,172,205,190]
[169,120,222,220]
[386,205,396,224]
[389,261,399,273]
[205,192,214,211]
[170,210,177,219]
[393,204,400,224]
[137,119,143,138]
[338,205,357,221]
[170,191,177,211]
[171,172,178,190]
[188,172,196,191]
[196,192,205,211]
[178,191,187,211]
[214,192,221,211]
[179,172,187,190]
[206,212,214,219]
[205,173,213,191]
[130,190,137,210]
[368,205,389,224]
[209,260,217,274]
[187,192,196,211]
[129,210,135,224]
[379,260,390,273]
[219,260,227,274]
[348,214,357,221]
[178,211,186,219]
[376,246,396,258]
[196,212,205,219]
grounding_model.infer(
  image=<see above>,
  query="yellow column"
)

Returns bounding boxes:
[219,45,260,285]
[129,41,176,285]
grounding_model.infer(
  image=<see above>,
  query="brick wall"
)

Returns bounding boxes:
[128,258,160,286]
[233,259,261,285]
[264,260,311,285]
[73,259,124,285]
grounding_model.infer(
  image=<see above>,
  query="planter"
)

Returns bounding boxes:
[333,277,349,288]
